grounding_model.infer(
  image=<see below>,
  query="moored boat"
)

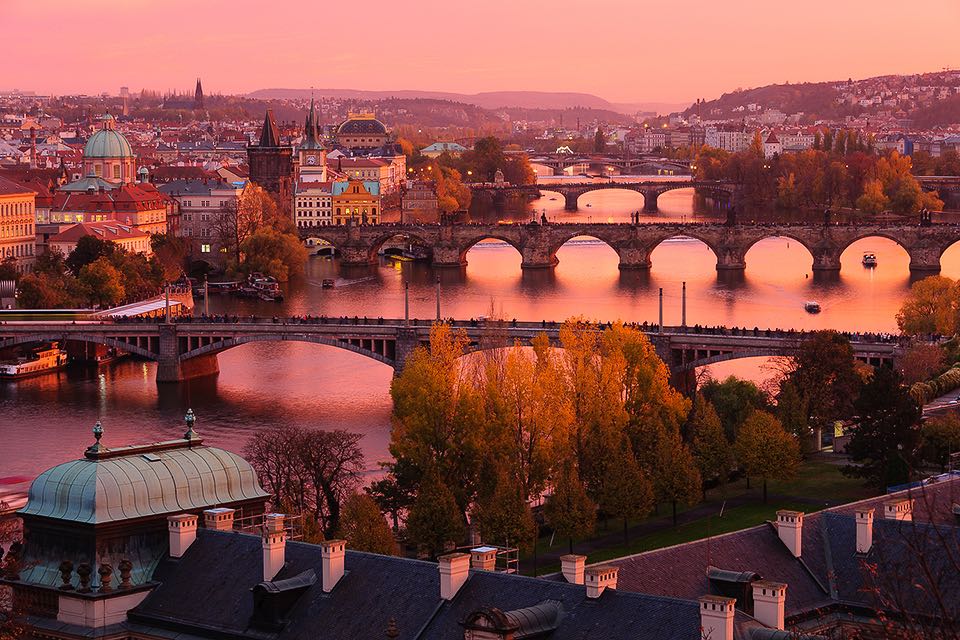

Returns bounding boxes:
[862,252,877,267]
[0,343,69,379]
[804,301,821,314]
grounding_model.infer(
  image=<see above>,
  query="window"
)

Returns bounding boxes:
[113,165,121,179]
[201,243,211,253]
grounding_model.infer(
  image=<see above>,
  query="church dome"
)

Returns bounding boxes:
[83,114,134,159]
[337,114,387,136]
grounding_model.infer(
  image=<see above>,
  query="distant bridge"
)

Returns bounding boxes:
[0,319,900,385]
[300,221,960,272]
[468,179,735,212]
[528,153,694,176]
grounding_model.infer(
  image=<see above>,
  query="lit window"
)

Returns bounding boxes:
[201,243,211,253]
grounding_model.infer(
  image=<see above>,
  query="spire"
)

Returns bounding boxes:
[258,109,281,147]
[300,98,325,150]
[193,78,204,110]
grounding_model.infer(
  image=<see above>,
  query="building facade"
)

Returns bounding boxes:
[334,113,388,149]
[82,114,137,184]
[293,181,333,228]
[332,179,380,225]
[0,175,36,272]
[48,221,152,256]
[401,180,438,222]
[159,179,246,264]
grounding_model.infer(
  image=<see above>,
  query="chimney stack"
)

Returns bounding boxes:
[203,507,235,532]
[884,498,913,521]
[321,539,346,592]
[752,581,787,630]
[469,547,497,572]
[167,514,198,558]
[699,595,735,640]
[560,554,586,585]
[584,565,618,598]
[776,510,803,557]
[855,508,874,554]
[262,513,286,582]
[438,552,470,600]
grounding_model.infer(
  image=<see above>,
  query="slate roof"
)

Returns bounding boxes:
[129,530,762,640]
[607,477,960,627]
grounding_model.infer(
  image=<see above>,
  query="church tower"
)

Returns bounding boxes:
[193,78,204,110]
[247,109,295,201]
[298,98,327,182]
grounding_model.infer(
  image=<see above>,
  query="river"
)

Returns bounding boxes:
[3,187,960,500]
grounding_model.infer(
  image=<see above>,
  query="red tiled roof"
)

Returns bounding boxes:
[49,221,149,243]
[0,174,35,197]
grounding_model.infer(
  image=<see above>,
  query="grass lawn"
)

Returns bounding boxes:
[522,457,878,575]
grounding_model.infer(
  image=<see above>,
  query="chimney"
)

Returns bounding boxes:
[203,507,235,532]
[584,565,618,598]
[167,514,198,558]
[560,554,586,585]
[751,581,787,630]
[438,552,470,600]
[262,513,286,582]
[855,508,874,554]
[699,595,736,640]
[470,546,497,572]
[884,498,913,521]
[776,510,803,557]
[321,539,346,592]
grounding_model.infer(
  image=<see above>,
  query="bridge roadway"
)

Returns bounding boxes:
[300,221,960,272]
[0,318,900,385]
[467,179,734,212]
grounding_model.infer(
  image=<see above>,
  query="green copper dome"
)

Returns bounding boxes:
[83,114,134,159]
[84,128,134,158]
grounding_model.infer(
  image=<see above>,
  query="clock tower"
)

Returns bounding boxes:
[298,97,327,182]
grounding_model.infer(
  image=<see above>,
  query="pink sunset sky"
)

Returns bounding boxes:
[5,0,958,105]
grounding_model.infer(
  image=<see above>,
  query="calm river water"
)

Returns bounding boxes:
[4,187,960,499]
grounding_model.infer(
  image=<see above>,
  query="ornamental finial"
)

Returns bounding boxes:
[184,409,198,441]
[85,420,106,456]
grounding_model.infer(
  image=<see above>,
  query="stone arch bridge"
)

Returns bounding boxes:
[469,180,735,212]
[0,319,900,386]
[301,221,960,272]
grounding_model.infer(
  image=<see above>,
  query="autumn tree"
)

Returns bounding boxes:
[66,235,116,275]
[238,226,308,281]
[920,414,960,471]
[389,324,486,517]
[897,342,947,384]
[150,233,188,281]
[472,467,536,552]
[598,436,653,543]
[653,425,702,525]
[544,462,596,554]
[734,411,801,502]
[336,493,398,556]
[701,376,771,440]
[243,426,365,537]
[843,367,922,488]
[782,331,861,444]
[897,276,960,336]
[776,381,810,450]
[688,397,734,497]
[405,470,465,558]
[78,257,125,307]
[856,178,889,213]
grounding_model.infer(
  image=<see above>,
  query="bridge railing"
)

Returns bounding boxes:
[12,314,913,347]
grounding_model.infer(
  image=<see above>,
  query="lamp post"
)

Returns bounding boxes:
[435,276,441,321]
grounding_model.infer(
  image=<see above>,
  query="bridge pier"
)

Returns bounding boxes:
[617,246,652,270]
[642,190,660,214]
[339,245,377,267]
[431,245,467,268]
[563,192,579,212]
[811,249,842,273]
[521,242,559,269]
[908,246,942,274]
[715,247,746,271]
[156,324,220,383]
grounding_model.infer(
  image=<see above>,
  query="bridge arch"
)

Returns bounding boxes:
[646,233,722,268]
[838,233,914,271]
[180,334,397,368]
[548,232,623,266]
[457,234,524,264]
[0,334,159,360]
[677,348,788,372]
[367,231,435,263]
[566,185,648,212]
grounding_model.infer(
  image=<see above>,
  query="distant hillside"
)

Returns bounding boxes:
[247,87,681,115]
[681,70,960,127]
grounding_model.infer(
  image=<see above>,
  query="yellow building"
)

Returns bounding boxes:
[332,179,381,225]
[0,175,37,273]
